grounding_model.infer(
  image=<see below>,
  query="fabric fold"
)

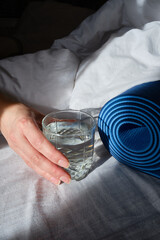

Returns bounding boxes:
[98,81,160,178]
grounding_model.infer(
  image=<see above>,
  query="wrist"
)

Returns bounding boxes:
[0,92,19,130]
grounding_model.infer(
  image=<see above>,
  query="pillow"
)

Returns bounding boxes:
[0,49,79,113]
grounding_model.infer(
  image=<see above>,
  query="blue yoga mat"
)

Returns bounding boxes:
[98,81,160,178]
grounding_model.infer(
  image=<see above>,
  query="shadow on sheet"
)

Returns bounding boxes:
[0,130,160,240]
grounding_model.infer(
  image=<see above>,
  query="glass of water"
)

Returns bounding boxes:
[42,110,96,181]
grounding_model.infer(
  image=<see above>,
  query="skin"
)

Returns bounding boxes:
[0,93,71,185]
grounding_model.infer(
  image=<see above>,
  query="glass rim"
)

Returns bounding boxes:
[42,109,96,136]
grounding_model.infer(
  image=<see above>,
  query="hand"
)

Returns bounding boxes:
[0,102,71,185]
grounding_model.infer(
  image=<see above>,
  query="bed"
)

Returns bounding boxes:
[1,0,160,239]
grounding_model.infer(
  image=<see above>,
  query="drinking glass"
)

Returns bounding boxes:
[42,110,96,181]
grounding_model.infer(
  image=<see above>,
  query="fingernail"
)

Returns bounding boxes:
[60,176,71,184]
[58,159,70,168]
[51,177,61,185]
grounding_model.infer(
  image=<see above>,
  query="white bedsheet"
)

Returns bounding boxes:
[1,0,160,239]
[1,129,160,240]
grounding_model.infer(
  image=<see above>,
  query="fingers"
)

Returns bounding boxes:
[14,133,71,185]
[20,117,70,169]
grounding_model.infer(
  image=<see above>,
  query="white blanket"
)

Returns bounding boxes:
[52,0,160,110]
[1,0,160,239]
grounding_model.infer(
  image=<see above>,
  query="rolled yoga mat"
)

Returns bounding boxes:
[98,81,160,178]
